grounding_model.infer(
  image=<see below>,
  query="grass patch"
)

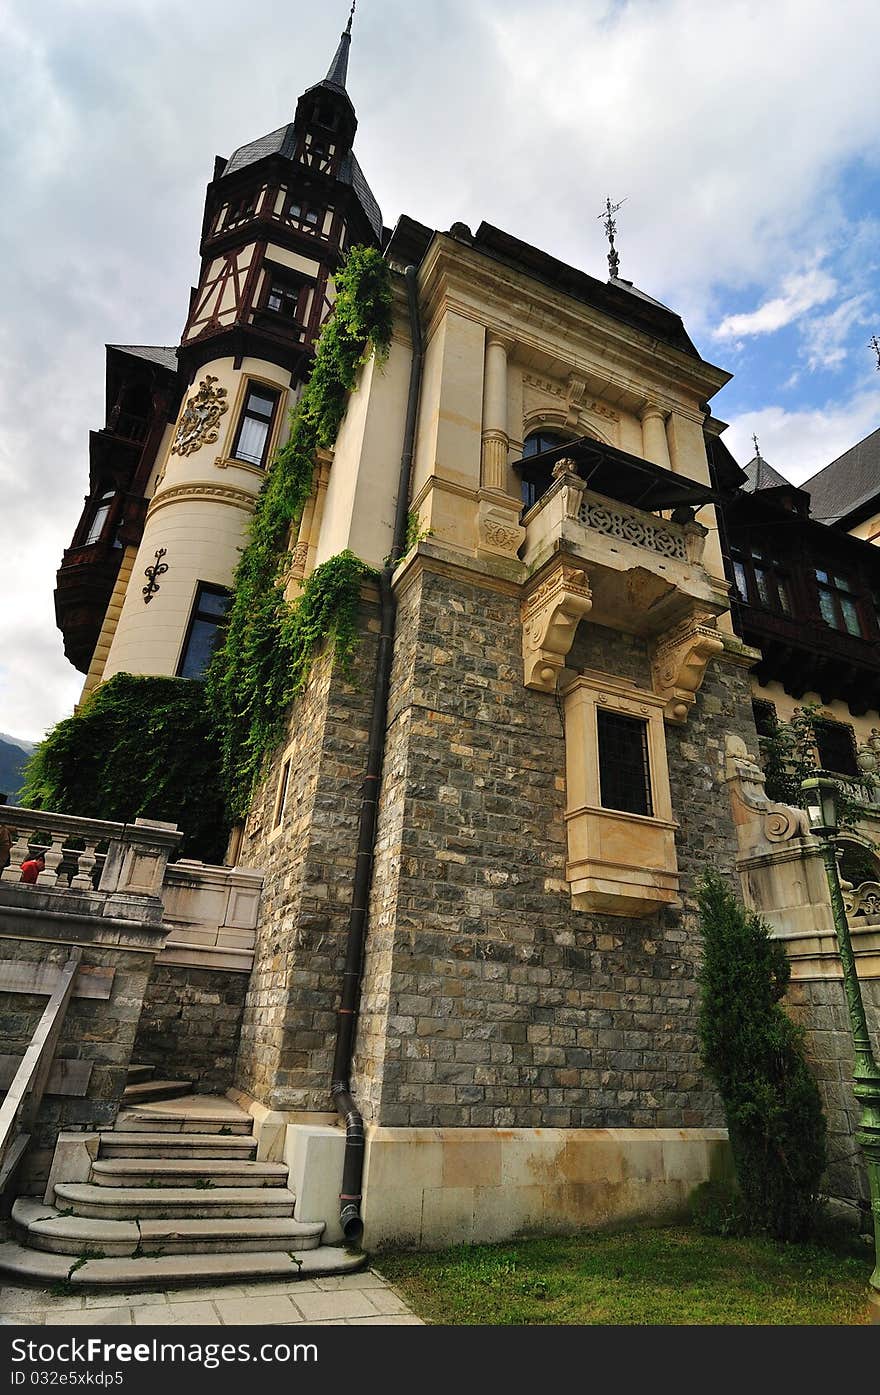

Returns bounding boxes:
[376,1226,874,1325]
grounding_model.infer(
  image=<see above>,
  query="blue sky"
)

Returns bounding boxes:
[1,0,879,741]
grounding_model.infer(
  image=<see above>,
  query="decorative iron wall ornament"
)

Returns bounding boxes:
[142,548,168,603]
[171,375,229,457]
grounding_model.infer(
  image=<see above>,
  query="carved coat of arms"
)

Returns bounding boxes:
[171,375,229,457]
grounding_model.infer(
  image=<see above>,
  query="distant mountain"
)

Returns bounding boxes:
[0,734,34,800]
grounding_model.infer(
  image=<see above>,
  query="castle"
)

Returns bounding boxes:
[2,11,879,1283]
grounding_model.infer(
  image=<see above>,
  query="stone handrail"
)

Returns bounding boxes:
[0,806,181,922]
[0,948,81,1194]
[524,474,708,567]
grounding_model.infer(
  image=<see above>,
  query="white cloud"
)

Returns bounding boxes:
[723,383,880,486]
[714,266,837,340]
[800,293,874,371]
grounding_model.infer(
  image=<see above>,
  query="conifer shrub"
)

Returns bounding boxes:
[21,673,228,863]
[696,871,827,1241]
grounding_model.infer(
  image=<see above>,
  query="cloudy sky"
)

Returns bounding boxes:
[1,0,879,743]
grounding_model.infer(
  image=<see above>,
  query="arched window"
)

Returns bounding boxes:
[519,429,575,508]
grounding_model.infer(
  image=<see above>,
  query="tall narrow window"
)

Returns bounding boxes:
[597,709,653,817]
[177,584,232,679]
[84,489,114,545]
[815,569,863,636]
[273,758,292,830]
[231,384,280,468]
[814,720,859,777]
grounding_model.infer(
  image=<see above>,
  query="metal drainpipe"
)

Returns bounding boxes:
[331,264,424,1244]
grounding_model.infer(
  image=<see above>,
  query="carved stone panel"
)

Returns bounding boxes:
[522,557,592,691]
[171,376,229,458]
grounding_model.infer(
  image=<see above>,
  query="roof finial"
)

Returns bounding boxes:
[752,433,761,460]
[346,0,355,35]
[870,335,880,370]
[598,196,625,280]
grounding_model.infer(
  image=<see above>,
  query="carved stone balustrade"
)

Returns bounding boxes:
[0,807,181,925]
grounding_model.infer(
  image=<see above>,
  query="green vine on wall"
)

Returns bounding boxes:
[758,702,866,833]
[206,245,393,818]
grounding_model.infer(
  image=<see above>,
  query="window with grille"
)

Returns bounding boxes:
[815,569,863,636]
[177,584,232,680]
[730,548,791,614]
[231,383,280,468]
[597,709,653,817]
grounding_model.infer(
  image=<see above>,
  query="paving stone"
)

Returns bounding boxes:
[55,1307,133,1326]
[133,1302,219,1326]
[291,1289,380,1322]
[213,1296,300,1326]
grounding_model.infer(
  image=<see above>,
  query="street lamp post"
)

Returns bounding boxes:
[802,776,880,1296]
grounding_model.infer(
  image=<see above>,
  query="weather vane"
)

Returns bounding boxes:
[597,197,626,280]
[871,335,880,370]
[752,433,762,459]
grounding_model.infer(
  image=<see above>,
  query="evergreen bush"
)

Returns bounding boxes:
[696,871,827,1241]
[21,673,228,863]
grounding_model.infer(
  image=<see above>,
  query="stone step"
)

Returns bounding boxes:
[121,1079,193,1104]
[99,1132,258,1160]
[125,1064,155,1085]
[114,1109,253,1137]
[54,1182,298,1220]
[12,1198,323,1257]
[114,1095,253,1135]
[0,1239,365,1290]
[90,1158,288,1189]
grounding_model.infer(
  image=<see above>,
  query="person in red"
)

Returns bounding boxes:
[19,851,45,883]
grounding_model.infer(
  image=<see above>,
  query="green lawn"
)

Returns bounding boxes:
[375,1226,876,1325]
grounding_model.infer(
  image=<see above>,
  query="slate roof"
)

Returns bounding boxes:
[802,425,880,525]
[108,345,179,372]
[742,454,793,492]
[222,126,383,242]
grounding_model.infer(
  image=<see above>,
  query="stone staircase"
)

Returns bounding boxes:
[0,1067,363,1290]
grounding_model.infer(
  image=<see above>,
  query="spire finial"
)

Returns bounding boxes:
[598,196,625,280]
[325,5,355,88]
[752,433,762,460]
[870,335,880,370]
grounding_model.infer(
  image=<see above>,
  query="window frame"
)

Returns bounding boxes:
[813,718,859,777]
[596,708,654,818]
[729,546,792,616]
[176,582,232,680]
[230,380,282,470]
[814,567,865,637]
[83,488,115,547]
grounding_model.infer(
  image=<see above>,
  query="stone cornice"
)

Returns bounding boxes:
[147,482,257,518]
[392,540,525,604]
[417,236,731,412]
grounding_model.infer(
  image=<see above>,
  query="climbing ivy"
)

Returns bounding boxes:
[759,702,865,833]
[20,674,229,863]
[206,245,393,817]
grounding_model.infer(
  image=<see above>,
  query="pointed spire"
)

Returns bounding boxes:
[325,2,356,89]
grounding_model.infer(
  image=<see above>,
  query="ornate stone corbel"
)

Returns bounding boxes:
[522,558,592,691]
[565,373,588,429]
[650,609,724,723]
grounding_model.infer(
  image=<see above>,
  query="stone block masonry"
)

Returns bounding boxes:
[233,602,381,1114]
[132,964,249,1094]
[238,548,759,1130]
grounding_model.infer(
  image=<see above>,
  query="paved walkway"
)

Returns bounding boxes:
[0,1268,422,1326]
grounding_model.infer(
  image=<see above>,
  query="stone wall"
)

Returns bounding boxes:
[0,918,163,1192]
[132,964,249,1094]
[785,974,880,1212]
[232,601,380,1113]
[353,558,759,1129]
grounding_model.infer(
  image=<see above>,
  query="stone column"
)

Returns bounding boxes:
[480,334,510,492]
[640,404,672,471]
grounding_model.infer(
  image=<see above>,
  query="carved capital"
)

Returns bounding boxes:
[650,608,724,723]
[522,558,592,691]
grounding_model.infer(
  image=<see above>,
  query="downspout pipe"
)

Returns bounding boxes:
[331,264,424,1244]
